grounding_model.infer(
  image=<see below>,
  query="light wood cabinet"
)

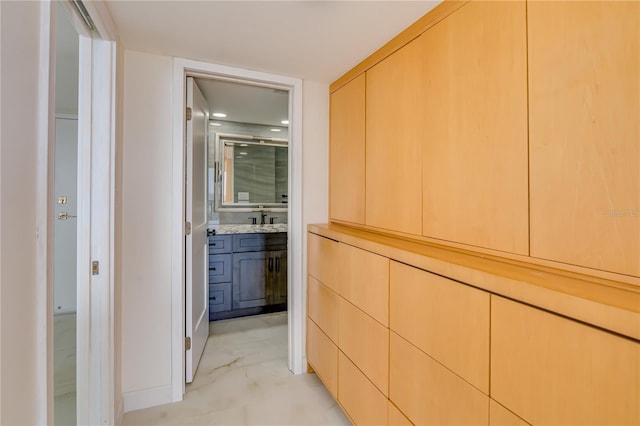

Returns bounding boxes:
[528,1,639,276]
[489,400,529,426]
[389,261,490,393]
[339,243,389,326]
[389,332,489,426]
[307,276,339,343]
[338,297,389,395]
[338,352,388,426]
[307,233,341,294]
[388,401,412,426]
[365,37,424,236]
[491,295,640,425]
[306,319,338,399]
[421,0,528,255]
[329,74,366,224]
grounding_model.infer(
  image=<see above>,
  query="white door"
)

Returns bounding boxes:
[53,117,78,314]
[185,77,209,382]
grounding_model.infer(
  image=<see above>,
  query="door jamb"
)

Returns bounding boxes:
[36,1,119,424]
[171,58,304,401]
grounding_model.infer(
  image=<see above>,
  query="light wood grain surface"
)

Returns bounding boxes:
[421,0,529,255]
[329,74,366,225]
[528,0,640,276]
[491,295,640,425]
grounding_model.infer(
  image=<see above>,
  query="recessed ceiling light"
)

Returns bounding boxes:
[239,152,248,155]
[212,112,227,118]
[210,122,222,126]
[270,128,281,132]
[240,144,248,147]
[281,120,289,125]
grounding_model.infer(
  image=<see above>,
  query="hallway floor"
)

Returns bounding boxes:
[122,312,350,425]
[54,313,76,426]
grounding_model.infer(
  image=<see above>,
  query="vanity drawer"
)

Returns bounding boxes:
[208,235,232,254]
[209,282,231,313]
[209,254,232,283]
[233,232,287,252]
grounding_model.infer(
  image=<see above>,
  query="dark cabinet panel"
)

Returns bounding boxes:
[209,232,287,320]
[273,251,288,305]
[209,254,231,283]
[208,235,232,254]
[233,251,269,309]
[209,282,231,313]
[233,233,287,253]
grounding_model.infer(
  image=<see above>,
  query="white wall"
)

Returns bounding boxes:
[301,81,329,365]
[121,50,174,402]
[0,1,43,423]
[120,49,329,408]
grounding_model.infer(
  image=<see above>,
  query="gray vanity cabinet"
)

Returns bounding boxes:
[232,233,287,309]
[209,232,287,321]
[208,235,233,316]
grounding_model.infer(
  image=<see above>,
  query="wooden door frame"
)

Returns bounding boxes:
[36,1,119,424]
[171,58,304,401]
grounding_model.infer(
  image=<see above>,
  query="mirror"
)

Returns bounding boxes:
[215,134,288,208]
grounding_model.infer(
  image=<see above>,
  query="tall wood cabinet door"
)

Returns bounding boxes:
[528,1,640,276]
[330,74,366,224]
[421,0,528,255]
[491,296,640,425]
[365,37,424,236]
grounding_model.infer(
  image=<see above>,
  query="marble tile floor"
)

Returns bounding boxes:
[54,312,77,426]
[123,312,350,426]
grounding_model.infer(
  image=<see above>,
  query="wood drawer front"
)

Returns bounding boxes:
[329,73,366,225]
[390,332,489,426]
[491,296,640,426]
[307,275,339,343]
[307,319,338,399]
[388,401,412,426]
[208,235,232,254]
[338,298,389,395]
[208,282,231,313]
[339,243,389,326]
[232,232,287,253]
[390,261,490,393]
[338,351,388,426]
[307,233,342,293]
[489,400,529,426]
[209,254,232,283]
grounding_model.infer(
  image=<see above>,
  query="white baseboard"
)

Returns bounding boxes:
[123,384,174,413]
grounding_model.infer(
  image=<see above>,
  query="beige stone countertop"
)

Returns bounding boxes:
[208,223,288,235]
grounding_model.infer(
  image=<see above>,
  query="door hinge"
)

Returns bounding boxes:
[185,221,192,236]
[186,107,192,121]
[185,336,191,351]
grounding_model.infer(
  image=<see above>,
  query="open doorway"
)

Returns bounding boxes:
[171,58,304,400]
[184,76,291,383]
[53,3,80,425]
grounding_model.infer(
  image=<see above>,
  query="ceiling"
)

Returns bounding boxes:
[104,1,441,84]
[104,1,441,127]
[195,78,289,127]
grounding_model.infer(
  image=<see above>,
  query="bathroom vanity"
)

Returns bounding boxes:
[208,224,287,321]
